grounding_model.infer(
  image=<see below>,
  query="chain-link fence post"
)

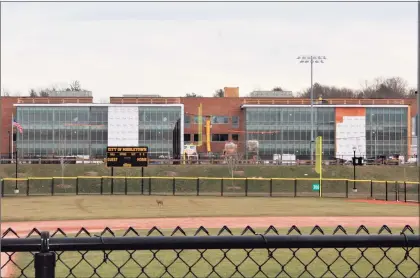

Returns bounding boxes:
[221,178,224,196]
[34,231,55,278]
[50,178,54,196]
[125,176,128,195]
[172,178,176,196]
[345,180,349,198]
[269,178,273,197]
[100,177,103,195]
[245,178,248,196]
[148,177,152,195]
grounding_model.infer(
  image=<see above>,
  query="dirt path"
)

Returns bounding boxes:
[3,216,418,235]
[2,216,418,277]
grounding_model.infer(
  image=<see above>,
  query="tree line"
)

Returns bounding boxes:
[186,77,417,99]
[1,76,417,99]
[2,81,85,97]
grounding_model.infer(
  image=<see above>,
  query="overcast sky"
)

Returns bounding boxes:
[1,1,417,101]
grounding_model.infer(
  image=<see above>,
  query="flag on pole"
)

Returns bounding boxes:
[13,118,23,134]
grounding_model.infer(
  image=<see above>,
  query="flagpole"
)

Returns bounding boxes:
[11,114,14,161]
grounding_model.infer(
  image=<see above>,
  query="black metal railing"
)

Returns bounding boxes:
[1,176,419,202]
[1,225,419,278]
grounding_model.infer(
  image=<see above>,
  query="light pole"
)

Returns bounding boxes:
[8,131,11,159]
[297,55,327,165]
[372,131,377,159]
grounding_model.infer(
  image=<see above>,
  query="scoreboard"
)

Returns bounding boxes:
[106,146,148,167]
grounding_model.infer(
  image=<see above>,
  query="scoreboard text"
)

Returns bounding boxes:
[106,147,148,167]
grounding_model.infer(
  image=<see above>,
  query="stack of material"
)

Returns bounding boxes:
[224,142,238,156]
[247,140,259,152]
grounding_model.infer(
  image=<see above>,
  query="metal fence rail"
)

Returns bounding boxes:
[1,176,419,202]
[1,225,419,278]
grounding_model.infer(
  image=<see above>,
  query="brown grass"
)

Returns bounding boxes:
[2,195,418,222]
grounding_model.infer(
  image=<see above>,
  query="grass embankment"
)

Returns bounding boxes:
[1,164,418,200]
[1,164,419,181]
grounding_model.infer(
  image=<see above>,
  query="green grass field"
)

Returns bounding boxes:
[2,195,418,222]
[3,195,419,277]
[9,227,420,278]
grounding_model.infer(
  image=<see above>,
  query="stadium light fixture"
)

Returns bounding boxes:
[297,55,327,165]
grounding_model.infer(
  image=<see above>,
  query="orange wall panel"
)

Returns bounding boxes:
[335,107,366,123]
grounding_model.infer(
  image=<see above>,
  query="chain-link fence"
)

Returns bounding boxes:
[1,176,419,202]
[2,225,419,278]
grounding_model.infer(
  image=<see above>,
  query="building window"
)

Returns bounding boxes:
[232,116,239,128]
[184,115,190,128]
[232,134,239,141]
[193,134,199,141]
[193,116,205,124]
[184,134,191,142]
[212,134,229,141]
[211,116,229,124]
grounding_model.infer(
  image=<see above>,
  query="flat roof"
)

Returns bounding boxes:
[241,104,409,108]
[14,103,183,107]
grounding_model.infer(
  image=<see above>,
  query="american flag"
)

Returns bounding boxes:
[13,119,23,134]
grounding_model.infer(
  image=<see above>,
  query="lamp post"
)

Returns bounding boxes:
[297,55,327,165]
[352,146,357,192]
[8,131,11,159]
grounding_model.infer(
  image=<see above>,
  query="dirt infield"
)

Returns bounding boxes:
[2,216,418,277]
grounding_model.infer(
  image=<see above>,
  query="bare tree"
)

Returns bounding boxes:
[1,88,11,96]
[39,89,50,97]
[272,87,284,91]
[359,77,410,99]
[299,83,356,99]
[213,89,224,97]
[225,153,243,190]
[185,92,203,97]
[69,80,82,91]
[408,88,417,98]
[29,89,37,97]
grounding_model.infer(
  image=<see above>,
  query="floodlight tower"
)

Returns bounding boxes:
[297,55,327,165]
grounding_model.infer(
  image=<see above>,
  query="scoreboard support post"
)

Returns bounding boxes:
[141,167,144,194]
[111,167,114,192]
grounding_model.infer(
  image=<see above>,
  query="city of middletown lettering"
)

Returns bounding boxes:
[107,147,148,152]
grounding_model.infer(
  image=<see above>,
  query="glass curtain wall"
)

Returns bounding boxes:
[138,107,182,159]
[16,106,108,158]
[366,107,408,158]
[245,107,335,160]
